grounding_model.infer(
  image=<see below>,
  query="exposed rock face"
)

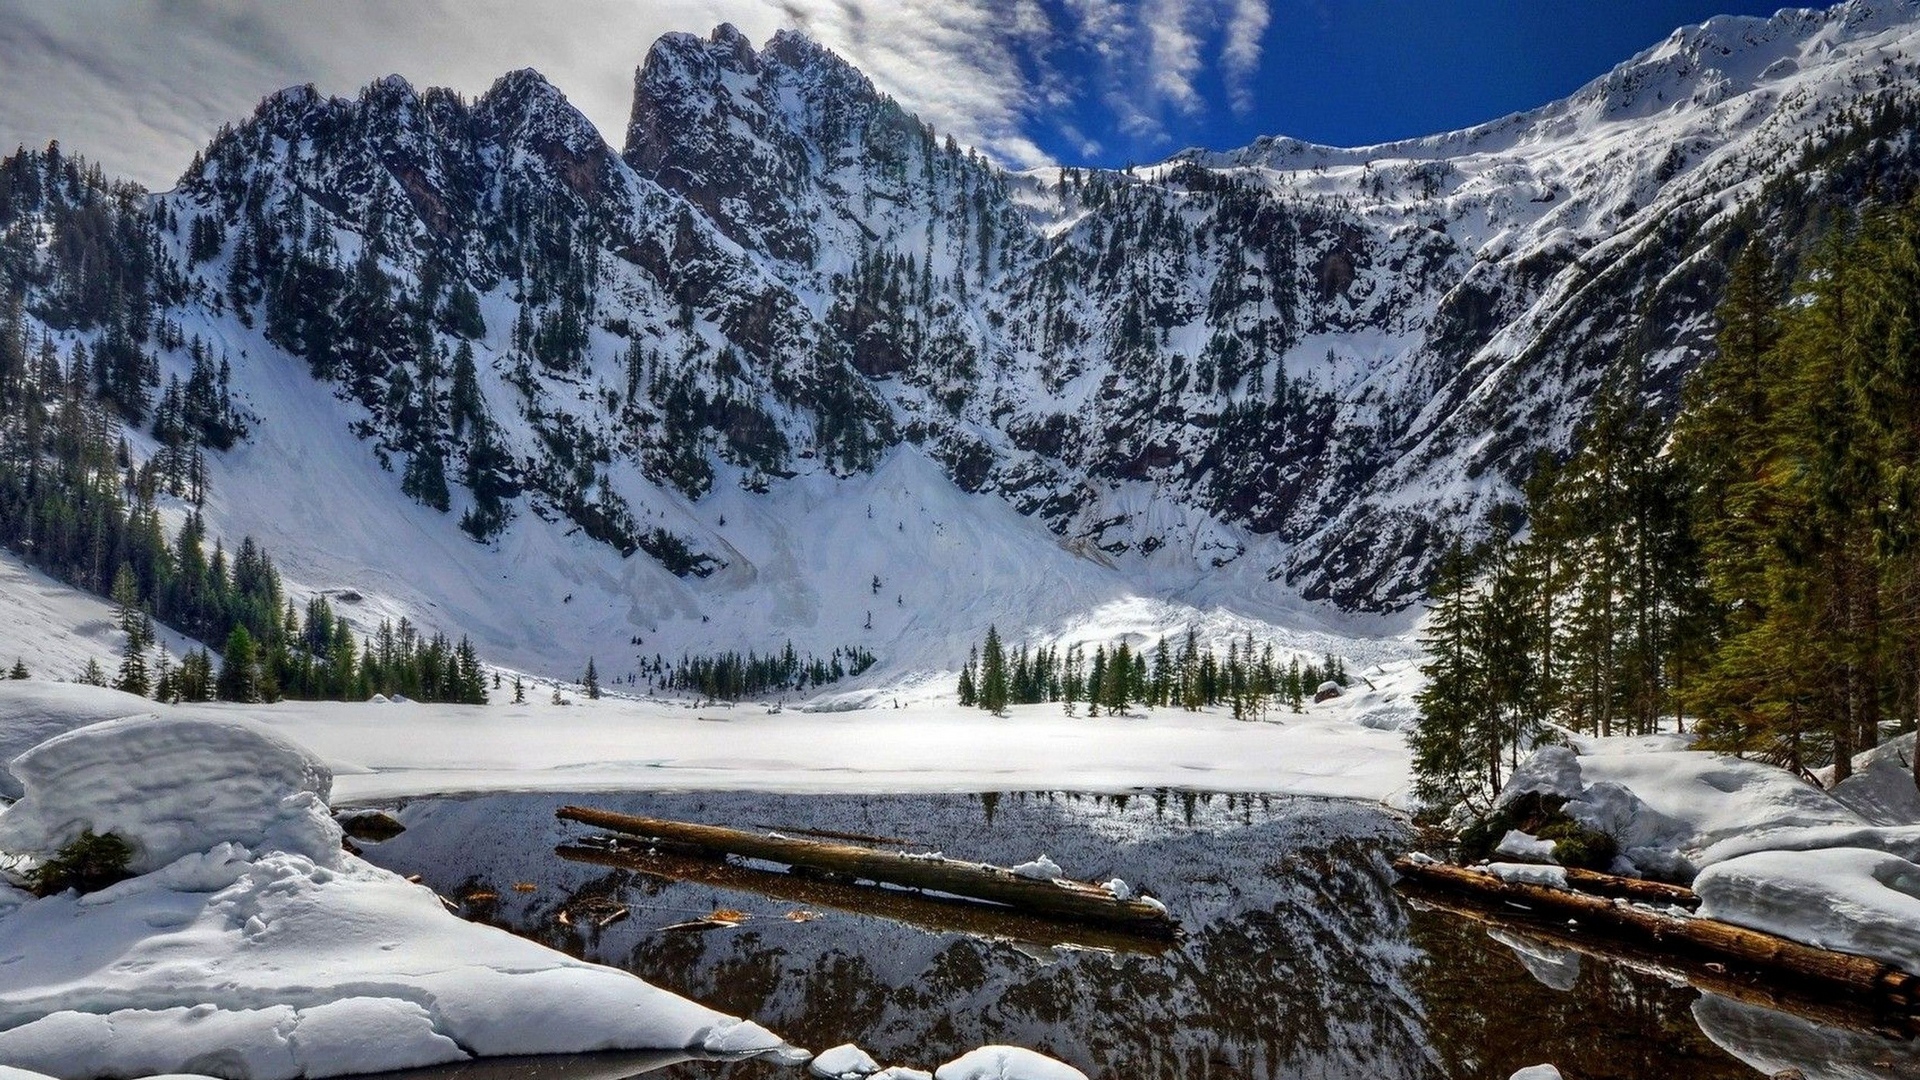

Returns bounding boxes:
[87,3,1920,609]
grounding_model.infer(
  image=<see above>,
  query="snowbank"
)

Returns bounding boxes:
[1497,736,1870,878]
[0,682,156,800]
[933,1046,1087,1080]
[1830,733,1920,826]
[0,716,781,1078]
[1693,847,1920,974]
[0,713,337,874]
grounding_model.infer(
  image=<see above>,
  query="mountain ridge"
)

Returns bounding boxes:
[7,1,1920,684]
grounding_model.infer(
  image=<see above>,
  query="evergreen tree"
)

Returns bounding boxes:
[216,626,261,703]
[583,656,600,700]
[7,658,26,679]
[979,625,1009,715]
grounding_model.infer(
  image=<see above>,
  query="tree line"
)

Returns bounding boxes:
[957,624,1349,718]
[1412,201,1920,813]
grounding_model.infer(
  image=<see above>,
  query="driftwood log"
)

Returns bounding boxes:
[557,842,1171,955]
[557,805,1178,938]
[1394,857,1920,1023]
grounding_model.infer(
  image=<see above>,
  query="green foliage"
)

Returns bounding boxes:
[29,830,132,897]
[650,642,876,700]
[956,624,1347,716]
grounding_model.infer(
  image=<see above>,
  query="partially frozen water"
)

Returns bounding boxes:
[361,791,1920,1079]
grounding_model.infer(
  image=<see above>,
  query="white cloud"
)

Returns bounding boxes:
[1222,0,1271,114]
[0,0,1278,186]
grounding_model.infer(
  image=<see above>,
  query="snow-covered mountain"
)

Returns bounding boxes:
[11,0,1920,684]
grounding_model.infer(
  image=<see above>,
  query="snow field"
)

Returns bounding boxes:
[0,680,1420,806]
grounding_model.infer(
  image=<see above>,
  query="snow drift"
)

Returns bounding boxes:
[0,715,781,1078]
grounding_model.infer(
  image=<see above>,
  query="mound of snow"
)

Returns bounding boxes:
[1694,847,1920,973]
[0,716,781,1077]
[1509,1067,1562,1080]
[1698,823,1920,869]
[934,1046,1087,1080]
[1575,741,1863,852]
[1493,830,1557,862]
[0,683,157,800]
[0,714,338,874]
[1486,863,1568,890]
[1497,736,1871,878]
[1009,854,1063,881]
[1830,733,1920,826]
[1495,745,1583,806]
[810,1043,882,1078]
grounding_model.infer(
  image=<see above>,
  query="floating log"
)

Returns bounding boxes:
[1393,857,1920,1022]
[556,805,1178,938]
[557,842,1170,956]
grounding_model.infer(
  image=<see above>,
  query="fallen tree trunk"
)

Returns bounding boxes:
[1557,866,1700,909]
[557,805,1178,938]
[1402,887,1914,1038]
[1394,857,1920,1022]
[556,843,1171,955]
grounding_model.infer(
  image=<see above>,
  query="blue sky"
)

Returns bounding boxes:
[1020,1,1852,166]
[0,1,1857,188]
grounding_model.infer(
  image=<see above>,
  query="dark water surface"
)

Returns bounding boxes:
[357,791,1920,1080]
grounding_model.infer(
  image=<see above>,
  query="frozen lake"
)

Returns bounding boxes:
[356,790,1920,1079]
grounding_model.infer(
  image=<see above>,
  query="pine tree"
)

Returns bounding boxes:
[7,658,27,679]
[583,656,600,700]
[115,632,149,698]
[1409,539,1490,812]
[216,626,261,703]
[78,657,108,687]
[979,625,1009,715]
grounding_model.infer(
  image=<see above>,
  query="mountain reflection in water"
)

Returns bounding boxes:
[360,791,1920,1080]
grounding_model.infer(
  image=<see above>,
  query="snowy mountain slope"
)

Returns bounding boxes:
[11,1,1920,686]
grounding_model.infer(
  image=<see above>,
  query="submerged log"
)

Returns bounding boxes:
[557,805,1178,938]
[557,842,1172,955]
[1393,857,1920,1022]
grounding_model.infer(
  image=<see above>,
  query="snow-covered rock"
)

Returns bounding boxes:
[1496,745,1584,807]
[0,714,339,874]
[0,716,783,1077]
[1496,736,1870,878]
[1694,847,1920,973]
[1494,830,1558,863]
[933,1046,1087,1080]
[873,1070,935,1080]
[810,1043,882,1079]
[1509,1067,1562,1080]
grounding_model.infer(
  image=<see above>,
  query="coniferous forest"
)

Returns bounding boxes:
[0,146,485,706]
[955,624,1348,719]
[1411,200,1920,815]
